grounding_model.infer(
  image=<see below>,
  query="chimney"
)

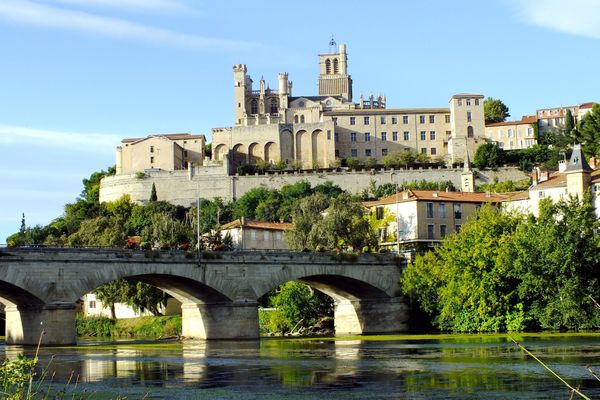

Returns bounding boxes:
[558,159,567,173]
[532,167,539,185]
[240,216,246,226]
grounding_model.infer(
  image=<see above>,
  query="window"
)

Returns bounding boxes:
[458,99,462,106]
[150,146,154,153]
[150,156,154,164]
[467,126,474,138]
[351,132,357,142]
[467,111,472,122]
[250,230,256,240]
[466,99,471,106]
[455,224,461,232]
[184,150,188,157]
[403,131,410,141]
[364,117,370,125]
[332,117,338,125]
[427,202,434,218]
[335,132,339,142]
[380,116,386,124]
[335,149,339,157]
[382,148,388,156]
[393,131,398,141]
[475,98,480,106]
[429,115,435,123]
[453,204,462,219]
[350,117,356,125]
[381,132,387,141]
[430,131,436,140]
[539,191,545,198]
[264,230,270,241]
[420,131,426,141]
[294,115,299,123]
[421,148,427,154]
[508,129,514,138]
[351,149,357,157]
[445,115,451,123]
[89,300,96,309]
[439,203,446,218]
[251,99,258,114]
[427,224,435,240]
[419,115,426,124]
[365,149,372,156]
[527,127,533,137]
[327,130,331,140]
[431,147,437,155]
[403,116,409,124]
[375,206,384,220]
[270,100,278,114]
[440,224,447,237]
[392,116,398,124]
[364,132,371,142]
[300,115,305,123]
[299,101,305,107]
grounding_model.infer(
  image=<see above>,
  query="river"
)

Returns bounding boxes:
[1,334,599,399]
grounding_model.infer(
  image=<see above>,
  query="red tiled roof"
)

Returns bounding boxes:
[486,115,536,127]
[221,219,292,231]
[364,189,509,207]
[579,102,596,109]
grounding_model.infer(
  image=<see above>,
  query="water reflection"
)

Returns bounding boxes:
[1,335,599,399]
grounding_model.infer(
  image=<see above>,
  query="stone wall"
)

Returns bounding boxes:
[100,166,529,206]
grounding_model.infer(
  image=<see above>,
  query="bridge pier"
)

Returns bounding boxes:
[5,303,77,346]
[334,297,408,336]
[181,301,259,340]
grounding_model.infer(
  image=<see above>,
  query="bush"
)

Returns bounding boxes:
[76,314,115,337]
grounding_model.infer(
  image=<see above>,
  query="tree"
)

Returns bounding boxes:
[149,183,158,202]
[93,279,165,319]
[473,143,502,169]
[285,193,329,251]
[19,213,26,234]
[234,187,279,220]
[578,103,600,158]
[93,280,129,319]
[564,109,576,139]
[484,97,510,124]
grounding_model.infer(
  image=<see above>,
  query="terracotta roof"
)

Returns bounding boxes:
[502,191,530,201]
[221,218,292,231]
[364,189,509,207]
[451,93,484,98]
[486,115,537,127]
[579,102,596,109]
[122,133,205,144]
[531,171,566,190]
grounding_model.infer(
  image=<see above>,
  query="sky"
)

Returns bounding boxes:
[1,0,600,242]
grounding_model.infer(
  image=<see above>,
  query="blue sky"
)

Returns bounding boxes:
[1,0,600,241]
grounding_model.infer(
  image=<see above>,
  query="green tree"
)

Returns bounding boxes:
[285,193,329,251]
[578,103,600,158]
[484,97,510,124]
[402,206,523,332]
[93,280,130,319]
[346,156,360,170]
[233,187,278,220]
[19,213,26,234]
[473,143,502,169]
[564,108,576,139]
[141,212,189,249]
[269,282,333,331]
[149,183,158,202]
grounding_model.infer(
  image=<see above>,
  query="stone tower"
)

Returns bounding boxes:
[318,42,352,101]
[233,64,251,125]
[448,94,485,165]
[565,143,592,198]
[460,145,475,192]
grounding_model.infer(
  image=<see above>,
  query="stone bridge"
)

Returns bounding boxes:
[0,248,407,345]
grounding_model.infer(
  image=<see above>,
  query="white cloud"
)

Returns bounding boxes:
[0,124,121,153]
[511,0,600,40]
[38,0,190,13]
[0,0,258,51]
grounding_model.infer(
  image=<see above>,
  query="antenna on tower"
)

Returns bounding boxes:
[329,35,336,53]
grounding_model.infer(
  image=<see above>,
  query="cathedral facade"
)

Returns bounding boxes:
[212,43,485,170]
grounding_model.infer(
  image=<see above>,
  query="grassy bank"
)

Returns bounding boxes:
[76,314,181,339]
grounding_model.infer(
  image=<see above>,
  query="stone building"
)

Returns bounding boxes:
[212,42,486,170]
[116,133,206,175]
[219,217,291,250]
[485,115,537,150]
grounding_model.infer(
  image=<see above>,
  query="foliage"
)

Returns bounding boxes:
[403,196,600,332]
[255,159,271,173]
[473,143,502,169]
[93,280,130,319]
[484,97,510,124]
[111,315,181,338]
[284,193,329,251]
[204,143,212,158]
[76,314,115,337]
[368,205,397,243]
[345,156,360,170]
[267,282,333,332]
[364,157,376,169]
[577,103,600,158]
[233,187,279,220]
[149,182,158,202]
[0,353,37,399]
[476,179,531,193]
[383,150,415,168]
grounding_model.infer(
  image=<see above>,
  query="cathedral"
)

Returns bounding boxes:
[211,42,486,170]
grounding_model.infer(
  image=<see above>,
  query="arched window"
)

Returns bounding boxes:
[300,115,305,123]
[294,115,299,123]
[333,58,339,74]
[325,59,331,74]
[251,99,258,114]
[270,99,278,114]
[467,126,474,138]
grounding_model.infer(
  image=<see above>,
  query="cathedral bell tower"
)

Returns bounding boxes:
[317,38,352,102]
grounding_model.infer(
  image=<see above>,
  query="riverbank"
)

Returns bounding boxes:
[76,315,181,339]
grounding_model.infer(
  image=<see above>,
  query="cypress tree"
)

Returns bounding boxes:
[149,183,158,202]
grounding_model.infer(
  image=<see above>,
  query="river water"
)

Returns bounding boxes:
[1,334,599,399]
